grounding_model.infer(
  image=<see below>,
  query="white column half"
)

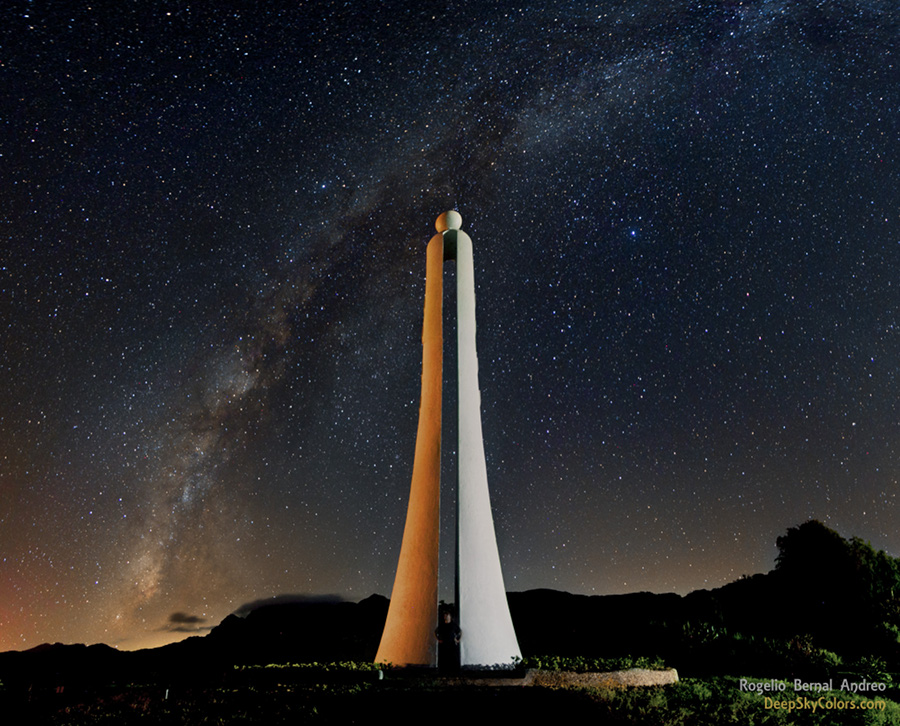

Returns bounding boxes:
[453,228,522,668]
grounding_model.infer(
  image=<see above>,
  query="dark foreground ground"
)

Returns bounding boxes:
[6,671,900,726]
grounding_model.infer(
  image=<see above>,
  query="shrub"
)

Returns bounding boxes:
[517,654,666,672]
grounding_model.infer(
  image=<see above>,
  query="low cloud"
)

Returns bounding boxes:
[233,593,346,618]
[163,611,211,633]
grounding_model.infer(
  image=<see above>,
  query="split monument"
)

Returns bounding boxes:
[376,211,521,668]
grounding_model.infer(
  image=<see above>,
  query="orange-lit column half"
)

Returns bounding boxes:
[374,228,444,666]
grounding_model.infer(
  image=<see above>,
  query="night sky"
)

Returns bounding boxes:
[2,1,898,652]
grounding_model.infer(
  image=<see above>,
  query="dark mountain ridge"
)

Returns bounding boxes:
[2,521,897,685]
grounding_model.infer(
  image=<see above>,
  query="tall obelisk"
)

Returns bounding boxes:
[376,211,520,668]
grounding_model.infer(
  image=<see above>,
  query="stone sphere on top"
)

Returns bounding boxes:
[435,210,462,232]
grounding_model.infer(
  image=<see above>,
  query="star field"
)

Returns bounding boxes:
[1,1,898,651]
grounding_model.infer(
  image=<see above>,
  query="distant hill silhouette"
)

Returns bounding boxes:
[2,520,897,685]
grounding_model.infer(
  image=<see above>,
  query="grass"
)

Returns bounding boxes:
[7,667,900,725]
